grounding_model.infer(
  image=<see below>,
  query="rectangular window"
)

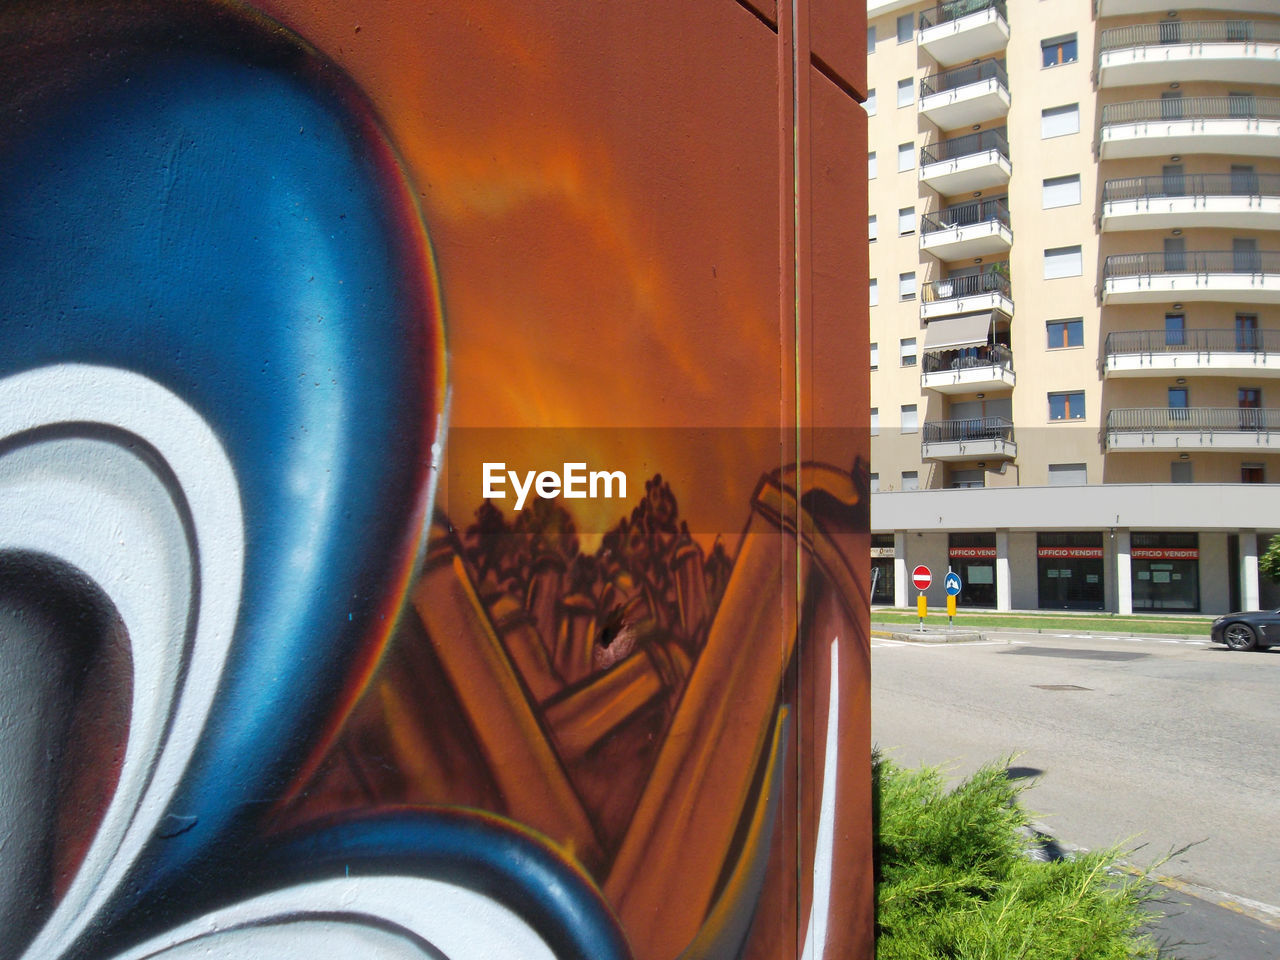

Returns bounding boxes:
[1046,318,1083,348]
[870,278,878,306]
[869,472,880,493]
[897,78,913,107]
[1042,174,1081,209]
[897,142,914,172]
[898,206,914,235]
[1044,245,1083,279]
[1041,34,1078,67]
[901,470,919,491]
[870,407,879,435]
[865,88,877,116]
[1041,103,1079,139]
[1171,460,1192,484]
[901,404,918,433]
[897,13,912,43]
[898,271,916,300]
[1048,390,1085,421]
[899,337,917,366]
[868,215,878,242]
[1048,463,1087,485]
[950,469,984,489]
[867,26,876,53]
[1165,313,1186,346]
[870,342,879,370]
[868,151,877,179]
[1242,463,1265,483]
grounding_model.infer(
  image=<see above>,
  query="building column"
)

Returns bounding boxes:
[1240,529,1259,612]
[893,530,908,608]
[1115,528,1132,615]
[995,528,1011,611]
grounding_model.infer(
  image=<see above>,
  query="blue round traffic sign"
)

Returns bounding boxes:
[944,571,963,596]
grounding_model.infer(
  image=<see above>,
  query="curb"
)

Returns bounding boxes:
[871,621,1210,642]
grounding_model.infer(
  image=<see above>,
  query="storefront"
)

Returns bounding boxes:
[948,533,997,608]
[871,534,895,604]
[1036,532,1105,610]
[1131,532,1200,612]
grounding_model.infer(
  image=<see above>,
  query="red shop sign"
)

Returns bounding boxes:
[1132,548,1199,560]
[949,546,997,558]
[1037,547,1103,559]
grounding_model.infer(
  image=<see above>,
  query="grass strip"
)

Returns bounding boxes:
[872,610,1212,636]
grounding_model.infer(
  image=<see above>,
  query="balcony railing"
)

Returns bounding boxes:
[1106,328,1280,356]
[921,197,1010,236]
[1103,250,1280,279]
[921,271,1011,303]
[920,58,1008,98]
[922,343,1013,373]
[919,0,1007,29]
[920,127,1009,167]
[1098,19,1280,55]
[1106,406,1280,432]
[1102,173,1280,203]
[1100,96,1280,126]
[922,416,1015,444]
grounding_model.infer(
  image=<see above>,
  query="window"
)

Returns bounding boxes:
[870,343,879,370]
[1041,34,1078,67]
[898,271,916,300]
[901,470,919,491]
[1041,103,1079,139]
[865,88,877,116]
[869,473,880,493]
[1242,463,1265,483]
[897,13,912,43]
[898,206,915,235]
[1042,174,1081,209]
[897,78,913,107]
[899,337,917,366]
[1171,460,1192,484]
[1168,387,1188,408]
[869,278,878,306]
[1047,318,1083,348]
[868,151,877,179]
[901,404,918,433]
[1048,391,1085,421]
[1048,463,1087,485]
[869,215,878,242]
[897,142,914,172]
[1165,312,1185,346]
[870,408,879,435]
[1044,245,1083,279]
[950,469,984,489]
[867,26,876,53]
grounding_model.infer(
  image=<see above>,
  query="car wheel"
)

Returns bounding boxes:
[1223,623,1258,651]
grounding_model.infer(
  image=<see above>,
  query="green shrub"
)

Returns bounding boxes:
[874,754,1173,959]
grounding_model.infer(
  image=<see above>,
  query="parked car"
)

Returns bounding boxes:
[1210,609,1280,651]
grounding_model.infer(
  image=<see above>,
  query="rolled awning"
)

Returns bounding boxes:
[923,312,993,351]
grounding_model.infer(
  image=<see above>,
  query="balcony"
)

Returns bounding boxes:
[922,416,1016,461]
[1098,96,1280,159]
[1104,328,1280,377]
[922,344,1016,394]
[1105,406,1280,451]
[1098,21,1280,88]
[921,271,1012,321]
[919,59,1010,130]
[918,0,1009,67]
[1101,173,1280,232]
[1096,0,1280,17]
[919,127,1011,194]
[920,197,1012,260]
[1101,250,1280,304]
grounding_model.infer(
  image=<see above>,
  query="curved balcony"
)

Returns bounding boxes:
[1098,21,1280,88]
[1099,96,1280,159]
[1105,406,1280,451]
[1101,173,1280,231]
[918,0,1009,67]
[1102,250,1280,304]
[920,197,1012,260]
[922,344,1016,394]
[1104,328,1280,377]
[921,271,1012,320]
[1097,0,1280,17]
[919,127,1011,194]
[922,416,1016,461]
[919,59,1010,130]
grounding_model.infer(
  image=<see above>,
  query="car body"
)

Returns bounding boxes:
[1210,609,1280,651]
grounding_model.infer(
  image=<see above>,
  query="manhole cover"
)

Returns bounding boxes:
[1032,684,1091,691]
[1006,647,1147,662]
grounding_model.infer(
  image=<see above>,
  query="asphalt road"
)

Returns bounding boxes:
[870,628,1280,938]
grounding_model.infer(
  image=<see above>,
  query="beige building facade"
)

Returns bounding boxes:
[867,0,1280,614]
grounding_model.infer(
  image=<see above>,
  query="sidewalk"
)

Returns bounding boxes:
[870,607,1214,641]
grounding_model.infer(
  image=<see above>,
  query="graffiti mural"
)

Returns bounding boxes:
[0,2,870,959]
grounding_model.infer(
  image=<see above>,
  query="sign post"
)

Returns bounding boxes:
[911,564,932,631]
[944,570,962,627]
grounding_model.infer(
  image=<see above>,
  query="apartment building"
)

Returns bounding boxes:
[866,0,1280,614]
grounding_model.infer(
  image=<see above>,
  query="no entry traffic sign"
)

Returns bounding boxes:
[911,564,932,591]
